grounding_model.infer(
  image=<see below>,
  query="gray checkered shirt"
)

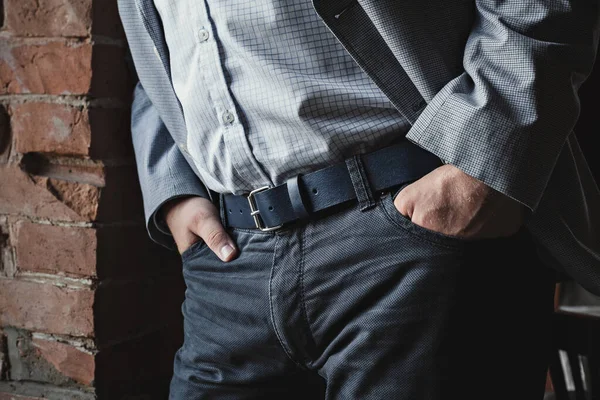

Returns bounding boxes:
[153,0,410,195]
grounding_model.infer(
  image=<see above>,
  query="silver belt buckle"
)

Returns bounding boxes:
[247,186,284,232]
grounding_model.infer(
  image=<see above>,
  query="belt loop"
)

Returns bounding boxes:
[286,175,310,219]
[218,192,227,227]
[345,154,376,211]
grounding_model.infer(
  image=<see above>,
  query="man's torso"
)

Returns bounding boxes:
[154,0,410,194]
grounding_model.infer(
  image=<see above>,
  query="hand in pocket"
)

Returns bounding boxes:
[393,164,526,239]
[162,196,239,261]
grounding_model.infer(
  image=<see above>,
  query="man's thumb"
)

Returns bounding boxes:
[194,215,238,262]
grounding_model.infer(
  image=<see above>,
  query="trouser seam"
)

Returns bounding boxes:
[299,227,318,366]
[268,233,306,370]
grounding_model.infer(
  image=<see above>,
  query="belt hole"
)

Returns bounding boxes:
[228,208,232,213]
[239,209,243,213]
[268,206,274,211]
[312,188,318,194]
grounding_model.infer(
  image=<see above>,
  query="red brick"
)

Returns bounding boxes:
[3,0,125,39]
[0,165,92,221]
[8,218,179,281]
[0,162,143,222]
[0,279,94,336]
[0,40,92,95]
[13,221,96,277]
[3,327,90,385]
[10,222,181,280]
[10,103,132,158]
[12,103,91,156]
[4,0,91,37]
[31,338,94,385]
[46,178,100,220]
[0,40,132,97]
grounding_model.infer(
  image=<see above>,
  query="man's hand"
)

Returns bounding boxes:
[394,164,527,239]
[163,196,238,261]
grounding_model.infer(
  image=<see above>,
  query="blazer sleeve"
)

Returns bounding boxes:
[131,79,210,250]
[405,0,600,210]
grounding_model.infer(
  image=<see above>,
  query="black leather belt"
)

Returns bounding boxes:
[216,140,442,230]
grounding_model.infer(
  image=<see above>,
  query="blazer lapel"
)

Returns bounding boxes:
[311,0,427,124]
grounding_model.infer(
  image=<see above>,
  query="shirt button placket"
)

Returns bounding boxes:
[222,110,235,124]
[197,27,210,43]
[195,3,270,188]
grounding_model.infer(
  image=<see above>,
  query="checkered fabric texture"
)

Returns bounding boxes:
[117,0,600,295]
[153,0,411,195]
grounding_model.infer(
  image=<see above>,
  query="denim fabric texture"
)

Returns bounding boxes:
[170,189,556,399]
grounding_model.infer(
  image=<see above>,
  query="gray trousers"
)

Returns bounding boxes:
[169,185,556,399]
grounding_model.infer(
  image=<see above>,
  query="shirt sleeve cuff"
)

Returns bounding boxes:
[153,203,172,236]
[147,194,205,250]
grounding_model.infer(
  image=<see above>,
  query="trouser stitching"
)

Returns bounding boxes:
[299,227,318,366]
[345,155,376,211]
[268,233,306,369]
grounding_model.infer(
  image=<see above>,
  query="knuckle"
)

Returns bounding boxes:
[190,208,213,228]
[204,229,227,248]
[412,215,426,227]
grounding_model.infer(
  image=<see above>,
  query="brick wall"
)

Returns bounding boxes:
[0,1,598,399]
[0,1,185,399]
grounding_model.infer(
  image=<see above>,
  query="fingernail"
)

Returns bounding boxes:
[220,244,235,260]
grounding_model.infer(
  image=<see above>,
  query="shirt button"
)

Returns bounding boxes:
[222,110,235,124]
[197,28,210,42]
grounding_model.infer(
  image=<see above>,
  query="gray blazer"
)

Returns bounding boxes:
[117,0,600,295]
